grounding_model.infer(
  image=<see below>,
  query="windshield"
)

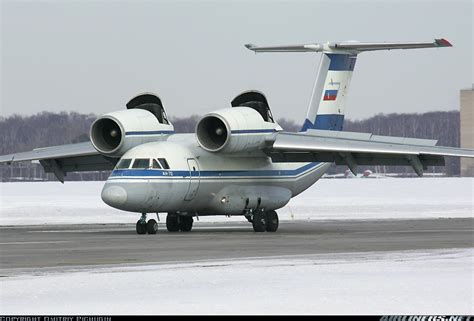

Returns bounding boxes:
[132,158,150,169]
[116,158,132,169]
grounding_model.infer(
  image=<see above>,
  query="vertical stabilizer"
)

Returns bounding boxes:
[245,38,452,132]
[302,53,356,131]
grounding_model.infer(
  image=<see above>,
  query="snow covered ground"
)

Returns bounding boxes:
[1,249,472,315]
[0,178,473,314]
[0,177,472,225]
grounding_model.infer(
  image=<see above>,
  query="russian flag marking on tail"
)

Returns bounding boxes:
[323,89,338,101]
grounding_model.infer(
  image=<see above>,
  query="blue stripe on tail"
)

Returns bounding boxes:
[327,53,357,71]
[315,114,344,131]
[301,114,345,131]
[301,119,315,131]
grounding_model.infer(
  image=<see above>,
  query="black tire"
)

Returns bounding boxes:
[166,213,180,232]
[136,220,147,235]
[265,210,279,232]
[179,216,193,232]
[147,219,158,234]
[252,211,267,232]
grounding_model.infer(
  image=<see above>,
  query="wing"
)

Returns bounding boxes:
[0,141,117,183]
[266,130,474,176]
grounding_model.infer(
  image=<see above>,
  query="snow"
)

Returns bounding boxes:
[0,178,472,314]
[0,177,472,225]
[1,249,472,315]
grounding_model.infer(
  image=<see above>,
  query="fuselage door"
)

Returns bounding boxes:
[184,158,200,201]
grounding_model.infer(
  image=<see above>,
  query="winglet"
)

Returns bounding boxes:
[435,38,453,47]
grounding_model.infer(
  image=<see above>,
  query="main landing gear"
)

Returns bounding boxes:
[136,213,158,235]
[166,213,194,232]
[247,210,279,233]
[135,213,194,234]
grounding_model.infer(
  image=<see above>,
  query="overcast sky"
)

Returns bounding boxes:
[1,0,472,123]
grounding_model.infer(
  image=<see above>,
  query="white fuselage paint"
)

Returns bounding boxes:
[102,133,330,215]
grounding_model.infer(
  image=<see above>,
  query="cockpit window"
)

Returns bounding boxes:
[132,158,150,169]
[158,158,170,169]
[116,158,132,169]
[152,159,162,169]
[266,108,275,123]
[161,109,170,125]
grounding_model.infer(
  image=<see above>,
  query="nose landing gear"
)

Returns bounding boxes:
[136,213,159,235]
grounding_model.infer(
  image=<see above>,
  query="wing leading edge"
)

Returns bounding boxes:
[0,141,116,183]
[266,130,474,176]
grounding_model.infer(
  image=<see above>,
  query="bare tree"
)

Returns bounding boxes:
[0,110,461,181]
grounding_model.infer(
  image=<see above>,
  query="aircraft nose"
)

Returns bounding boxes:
[101,185,128,207]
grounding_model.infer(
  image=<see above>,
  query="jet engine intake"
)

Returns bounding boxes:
[196,107,281,153]
[90,109,174,156]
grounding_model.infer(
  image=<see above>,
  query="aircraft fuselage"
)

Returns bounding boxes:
[102,133,330,215]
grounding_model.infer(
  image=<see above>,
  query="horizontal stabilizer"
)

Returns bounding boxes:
[245,43,324,52]
[245,39,452,53]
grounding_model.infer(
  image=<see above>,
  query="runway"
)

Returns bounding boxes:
[1,218,473,276]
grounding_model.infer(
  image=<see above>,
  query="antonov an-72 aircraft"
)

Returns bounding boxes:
[2,38,473,234]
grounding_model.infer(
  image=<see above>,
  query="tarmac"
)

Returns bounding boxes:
[1,218,473,276]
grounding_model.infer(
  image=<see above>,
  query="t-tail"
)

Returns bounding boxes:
[245,38,452,131]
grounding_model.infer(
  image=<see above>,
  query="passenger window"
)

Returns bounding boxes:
[158,158,170,169]
[132,158,150,169]
[152,159,162,169]
[116,158,132,169]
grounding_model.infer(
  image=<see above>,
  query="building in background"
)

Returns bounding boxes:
[460,87,474,177]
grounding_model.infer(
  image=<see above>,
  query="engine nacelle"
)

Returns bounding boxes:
[196,107,281,153]
[90,109,174,156]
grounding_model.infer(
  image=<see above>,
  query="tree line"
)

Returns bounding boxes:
[0,110,460,181]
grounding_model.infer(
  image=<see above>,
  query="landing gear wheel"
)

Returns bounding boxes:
[147,219,158,234]
[265,210,279,232]
[166,213,180,232]
[179,216,193,232]
[252,211,267,232]
[136,220,147,235]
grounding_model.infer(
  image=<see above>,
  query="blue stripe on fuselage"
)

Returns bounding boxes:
[110,162,321,179]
